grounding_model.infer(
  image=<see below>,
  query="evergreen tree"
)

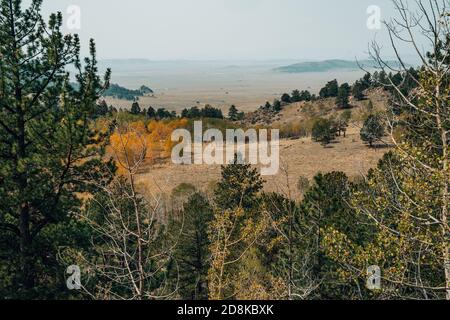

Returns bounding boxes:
[187,106,201,118]
[214,156,264,210]
[336,83,351,108]
[147,106,156,118]
[281,93,291,103]
[300,90,312,102]
[156,107,172,119]
[312,118,336,146]
[319,79,339,98]
[96,100,109,117]
[300,172,371,299]
[291,89,301,102]
[228,105,243,121]
[352,81,365,101]
[360,114,385,147]
[228,105,238,121]
[337,110,352,137]
[273,99,282,112]
[170,193,213,300]
[261,193,317,299]
[130,101,141,115]
[361,72,372,89]
[201,104,223,119]
[0,0,111,298]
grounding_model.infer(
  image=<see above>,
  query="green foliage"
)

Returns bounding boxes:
[291,89,301,102]
[0,0,112,298]
[273,99,282,112]
[169,193,213,300]
[214,156,264,210]
[281,93,291,103]
[227,105,244,121]
[130,101,141,115]
[291,89,312,102]
[147,106,156,118]
[336,83,351,108]
[182,105,223,119]
[360,114,385,147]
[352,81,366,101]
[300,172,373,299]
[336,110,352,137]
[319,79,339,98]
[312,118,336,146]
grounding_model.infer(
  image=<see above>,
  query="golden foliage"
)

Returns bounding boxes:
[108,119,188,175]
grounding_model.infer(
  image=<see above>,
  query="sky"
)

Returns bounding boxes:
[33,0,416,61]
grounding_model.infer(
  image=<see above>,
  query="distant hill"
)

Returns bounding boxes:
[103,84,153,101]
[275,59,402,73]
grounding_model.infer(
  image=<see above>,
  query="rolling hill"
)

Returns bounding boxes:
[275,59,401,73]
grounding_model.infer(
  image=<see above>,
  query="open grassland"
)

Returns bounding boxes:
[133,89,391,199]
[135,125,388,200]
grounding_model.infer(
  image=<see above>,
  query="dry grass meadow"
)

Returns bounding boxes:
[135,124,388,200]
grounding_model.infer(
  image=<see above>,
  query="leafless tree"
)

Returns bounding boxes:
[361,0,449,299]
[72,123,181,299]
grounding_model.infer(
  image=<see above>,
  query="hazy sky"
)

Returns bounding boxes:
[34,0,413,61]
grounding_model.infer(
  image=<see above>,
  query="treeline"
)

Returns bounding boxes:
[270,67,419,115]
[181,105,224,119]
[93,100,177,120]
[94,100,246,123]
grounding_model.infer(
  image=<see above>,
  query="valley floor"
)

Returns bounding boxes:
[136,125,388,199]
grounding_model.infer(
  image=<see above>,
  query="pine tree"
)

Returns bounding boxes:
[352,81,365,101]
[96,100,109,117]
[261,193,317,299]
[281,93,291,103]
[130,101,141,115]
[336,83,351,108]
[312,118,336,146]
[337,110,352,137]
[291,89,301,102]
[273,99,282,112]
[360,114,385,147]
[208,159,266,299]
[228,105,239,121]
[300,172,370,299]
[319,79,339,98]
[0,0,111,297]
[214,156,264,210]
[170,193,213,300]
[147,106,156,118]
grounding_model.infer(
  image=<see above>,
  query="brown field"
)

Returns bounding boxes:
[135,125,388,200]
[133,88,391,199]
